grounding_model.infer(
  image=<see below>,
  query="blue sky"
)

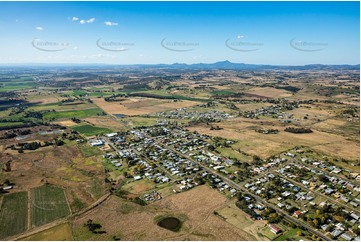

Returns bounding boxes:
[0,1,359,65]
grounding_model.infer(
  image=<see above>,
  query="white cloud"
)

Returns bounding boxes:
[86,18,95,24]
[104,21,118,26]
[79,18,95,24]
[36,26,44,31]
[72,17,79,21]
[237,35,244,39]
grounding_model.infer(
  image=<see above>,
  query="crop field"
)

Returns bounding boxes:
[0,192,28,239]
[71,124,113,136]
[43,108,104,120]
[22,223,74,241]
[30,185,71,228]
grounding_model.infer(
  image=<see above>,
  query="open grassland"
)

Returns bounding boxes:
[187,117,360,162]
[215,201,268,241]
[92,97,200,116]
[245,87,294,98]
[30,101,96,112]
[43,108,104,120]
[0,192,28,239]
[22,223,74,241]
[71,124,113,137]
[30,185,71,228]
[72,185,256,241]
[83,116,125,130]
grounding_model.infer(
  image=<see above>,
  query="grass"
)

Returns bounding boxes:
[78,143,102,157]
[22,223,73,241]
[0,192,28,239]
[71,124,113,136]
[210,90,235,96]
[275,228,307,241]
[43,108,104,120]
[30,185,71,228]
[0,122,26,129]
[89,179,104,199]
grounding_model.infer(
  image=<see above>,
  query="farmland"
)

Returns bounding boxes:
[0,65,359,241]
[43,108,105,120]
[71,124,113,137]
[30,185,71,228]
[0,192,28,239]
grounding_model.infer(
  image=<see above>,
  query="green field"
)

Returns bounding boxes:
[275,228,308,241]
[210,90,235,96]
[0,192,28,239]
[78,143,102,157]
[0,122,27,129]
[43,108,104,120]
[71,124,113,136]
[31,185,71,228]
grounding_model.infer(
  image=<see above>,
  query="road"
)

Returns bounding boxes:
[151,138,331,241]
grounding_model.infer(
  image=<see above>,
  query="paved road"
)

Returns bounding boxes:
[154,139,331,241]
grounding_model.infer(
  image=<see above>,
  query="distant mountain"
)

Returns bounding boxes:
[129,61,360,71]
[0,61,359,71]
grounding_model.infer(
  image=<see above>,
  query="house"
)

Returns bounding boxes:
[293,211,302,218]
[340,233,353,241]
[350,213,359,220]
[90,140,104,146]
[331,229,342,238]
[269,224,282,234]
[321,224,330,231]
[325,188,334,195]
[106,132,118,137]
[134,175,142,181]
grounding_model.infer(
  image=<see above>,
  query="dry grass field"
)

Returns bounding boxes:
[83,116,125,130]
[72,185,256,241]
[54,120,78,127]
[245,87,293,98]
[187,117,359,162]
[22,223,74,241]
[215,202,269,241]
[92,97,199,116]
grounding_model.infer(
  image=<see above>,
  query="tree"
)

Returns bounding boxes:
[296,230,303,236]
[313,219,319,228]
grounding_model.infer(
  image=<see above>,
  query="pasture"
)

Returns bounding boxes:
[30,185,71,228]
[0,192,28,239]
[71,124,113,136]
[43,108,104,120]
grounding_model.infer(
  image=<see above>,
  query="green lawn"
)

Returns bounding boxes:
[0,192,28,239]
[43,108,104,120]
[71,124,113,136]
[275,228,307,241]
[31,185,71,228]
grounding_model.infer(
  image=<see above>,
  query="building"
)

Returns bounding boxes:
[269,224,282,234]
[90,140,104,147]
[293,211,302,218]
